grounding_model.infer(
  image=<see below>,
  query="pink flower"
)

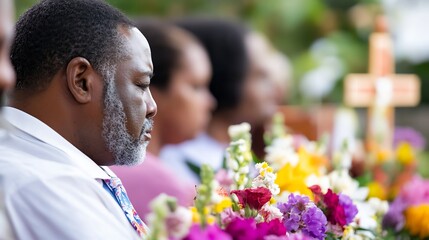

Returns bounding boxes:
[183,224,231,240]
[231,187,272,210]
[224,218,258,240]
[224,218,287,240]
[399,176,429,206]
[216,169,234,190]
[220,208,241,226]
[256,219,287,237]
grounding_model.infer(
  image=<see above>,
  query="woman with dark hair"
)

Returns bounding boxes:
[111,19,215,218]
[161,18,278,184]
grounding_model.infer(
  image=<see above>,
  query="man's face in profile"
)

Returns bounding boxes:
[0,0,15,107]
[101,27,157,166]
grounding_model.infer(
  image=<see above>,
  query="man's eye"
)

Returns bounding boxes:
[137,83,149,91]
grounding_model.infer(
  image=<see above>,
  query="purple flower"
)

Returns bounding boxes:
[301,206,327,239]
[277,194,310,231]
[382,198,406,231]
[278,194,327,240]
[394,127,426,150]
[184,224,232,240]
[338,194,358,224]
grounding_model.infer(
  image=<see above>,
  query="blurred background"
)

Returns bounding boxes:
[14,0,429,148]
[14,0,429,105]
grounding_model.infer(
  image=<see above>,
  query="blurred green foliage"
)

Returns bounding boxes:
[15,0,428,105]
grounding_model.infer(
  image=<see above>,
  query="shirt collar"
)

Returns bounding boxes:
[2,106,111,180]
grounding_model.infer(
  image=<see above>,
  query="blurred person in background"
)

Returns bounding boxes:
[0,0,15,113]
[111,19,215,218]
[161,18,278,184]
[249,32,293,158]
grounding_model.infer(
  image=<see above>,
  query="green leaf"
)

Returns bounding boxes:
[185,160,201,181]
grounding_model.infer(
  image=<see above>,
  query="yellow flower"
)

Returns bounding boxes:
[275,148,322,197]
[404,204,429,238]
[367,181,387,200]
[207,215,216,225]
[190,207,200,223]
[213,198,232,214]
[396,142,415,165]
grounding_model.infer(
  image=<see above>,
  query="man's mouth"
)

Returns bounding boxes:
[143,132,151,142]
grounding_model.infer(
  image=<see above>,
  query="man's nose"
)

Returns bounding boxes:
[145,89,157,118]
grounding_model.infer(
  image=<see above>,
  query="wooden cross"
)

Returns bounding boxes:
[343,17,420,157]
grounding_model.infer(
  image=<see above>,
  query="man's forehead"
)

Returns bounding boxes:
[118,26,153,73]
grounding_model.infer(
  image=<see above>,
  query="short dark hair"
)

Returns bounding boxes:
[11,0,133,91]
[175,18,249,112]
[135,19,198,90]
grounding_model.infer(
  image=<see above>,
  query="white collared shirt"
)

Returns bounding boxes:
[0,107,141,240]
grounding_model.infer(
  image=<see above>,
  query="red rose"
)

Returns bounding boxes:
[231,187,272,210]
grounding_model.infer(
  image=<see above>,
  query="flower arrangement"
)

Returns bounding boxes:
[145,117,429,239]
[146,121,385,239]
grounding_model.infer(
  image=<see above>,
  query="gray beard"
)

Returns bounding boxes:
[102,70,152,166]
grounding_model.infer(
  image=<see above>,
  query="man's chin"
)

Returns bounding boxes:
[113,147,147,166]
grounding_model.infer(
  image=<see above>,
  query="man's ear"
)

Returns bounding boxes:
[65,57,98,104]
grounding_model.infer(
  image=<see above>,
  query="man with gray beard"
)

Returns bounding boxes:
[0,0,156,239]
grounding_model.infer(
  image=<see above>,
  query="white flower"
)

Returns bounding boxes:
[148,193,171,218]
[265,137,299,170]
[275,191,291,203]
[228,160,239,171]
[165,206,192,239]
[238,165,249,174]
[228,122,251,141]
[146,194,183,240]
[353,201,378,231]
[342,225,376,240]
[368,197,389,215]
[305,174,330,193]
[252,163,280,196]
[258,203,283,222]
[328,169,368,201]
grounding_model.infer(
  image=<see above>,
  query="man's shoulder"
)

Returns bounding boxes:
[0,147,96,198]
